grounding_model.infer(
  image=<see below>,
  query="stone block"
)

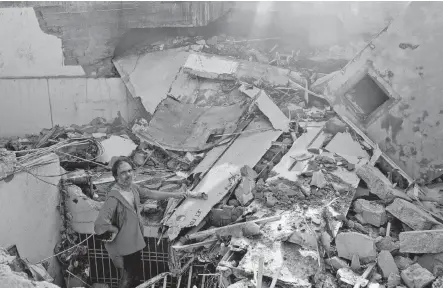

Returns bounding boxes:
[386,198,439,231]
[401,263,435,288]
[378,250,399,279]
[356,165,404,202]
[354,199,387,227]
[400,230,443,253]
[336,232,377,263]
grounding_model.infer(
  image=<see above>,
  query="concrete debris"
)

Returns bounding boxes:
[336,232,377,263]
[96,135,137,163]
[417,253,443,277]
[234,166,258,206]
[399,230,443,253]
[387,273,401,288]
[401,263,435,288]
[324,117,347,136]
[354,199,387,227]
[356,165,409,203]
[386,199,440,231]
[395,256,415,271]
[325,132,369,164]
[337,268,368,287]
[326,257,349,270]
[310,170,327,188]
[377,250,399,279]
[376,236,400,253]
[239,85,290,132]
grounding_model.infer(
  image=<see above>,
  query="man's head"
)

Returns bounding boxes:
[112,158,134,188]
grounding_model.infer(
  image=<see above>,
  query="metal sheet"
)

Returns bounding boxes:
[165,119,282,239]
[132,97,247,152]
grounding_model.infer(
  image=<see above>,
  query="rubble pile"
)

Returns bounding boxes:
[0,246,57,288]
[2,32,443,288]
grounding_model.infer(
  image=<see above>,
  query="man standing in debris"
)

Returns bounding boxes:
[94,158,188,288]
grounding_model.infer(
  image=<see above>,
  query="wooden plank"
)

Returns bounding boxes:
[165,119,282,239]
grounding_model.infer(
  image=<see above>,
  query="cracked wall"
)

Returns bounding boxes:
[325,2,443,182]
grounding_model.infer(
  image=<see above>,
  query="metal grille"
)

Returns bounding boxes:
[79,234,177,288]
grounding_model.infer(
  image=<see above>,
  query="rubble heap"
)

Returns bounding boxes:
[2,33,443,288]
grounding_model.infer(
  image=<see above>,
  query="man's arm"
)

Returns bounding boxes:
[94,197,119,236]
[138,186,185,203]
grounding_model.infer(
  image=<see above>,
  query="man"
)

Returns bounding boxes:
[94,158,188,288]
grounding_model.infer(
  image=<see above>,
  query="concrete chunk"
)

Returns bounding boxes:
[399,230,443,253]
[336,232,377,263]
[386,199,439,231]
[378,250,399,279]
[401,263,435,288]
[356,165,401,202]
[354,199,387,227]
[417,252,443,277]
[183,53,238,80]
[326,256,349,270]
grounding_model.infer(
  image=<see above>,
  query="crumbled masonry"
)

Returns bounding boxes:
[3,3,443,288]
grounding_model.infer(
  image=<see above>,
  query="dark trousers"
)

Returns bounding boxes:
[120,250,142,288]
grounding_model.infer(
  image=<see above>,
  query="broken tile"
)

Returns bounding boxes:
[336,232,377,263]
[325,132,368,164]
[378,250,399,279]
[400,229,443,253]
[401,263,435,288]
[386,199,439,231]
[354,199,387,227]
[239,85,290,132]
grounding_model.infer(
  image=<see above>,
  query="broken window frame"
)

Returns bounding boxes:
[338,65,400,127]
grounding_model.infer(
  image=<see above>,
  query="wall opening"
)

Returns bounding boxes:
[344,74,390,120]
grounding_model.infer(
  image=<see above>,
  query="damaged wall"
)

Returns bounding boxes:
[324,2,443,182]
[0,153,63,284]
[0,78,141,137]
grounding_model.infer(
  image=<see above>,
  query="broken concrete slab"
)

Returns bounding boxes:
[183,53,239,80]
[401,263,435,288]
[354,199,387,227]
[183,53,305,87]
[165,119,282,239]
[378,250,399,279]
[132,97,246,152]
[113,47,190,114]
[66,184,102,234]
[239,85,290,132]
[356,164,410,202]
[386,198,439,231]
[399,229,443,253]
[336,232,377,263]
[325,132,369,165]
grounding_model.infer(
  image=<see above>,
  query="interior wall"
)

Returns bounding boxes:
[0,153,63,284]
[0,78,141,137]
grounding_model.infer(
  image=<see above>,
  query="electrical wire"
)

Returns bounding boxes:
[35,234,94,265]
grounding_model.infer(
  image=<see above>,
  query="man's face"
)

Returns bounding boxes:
[116,162,133,187]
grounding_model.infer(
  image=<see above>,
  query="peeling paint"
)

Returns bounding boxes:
[381,114,403,143]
